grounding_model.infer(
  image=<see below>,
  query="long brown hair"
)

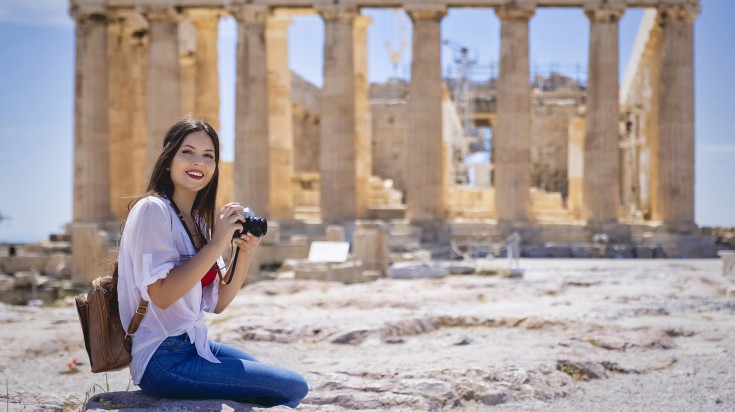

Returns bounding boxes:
[113,118,220,289]
[132,117,221,239]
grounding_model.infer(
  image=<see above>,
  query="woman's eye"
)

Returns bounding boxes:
[205,154,214,159]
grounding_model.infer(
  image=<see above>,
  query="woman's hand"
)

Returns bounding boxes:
[211,202,246,250]
[233,232,262,255]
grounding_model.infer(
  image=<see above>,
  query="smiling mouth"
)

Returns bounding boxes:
[186,170,204,180]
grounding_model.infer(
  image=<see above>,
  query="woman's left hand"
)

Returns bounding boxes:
[233,232,262,255]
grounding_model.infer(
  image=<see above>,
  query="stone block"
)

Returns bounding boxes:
[354,221,390,272]
[71,224,111,285]
[293,261,364,284]
[83,390,257,412]
[718,250,735,277]
[545,244,572,258]
[521,245,547,258]
[387,261,448,279]
[362,270,384,282]
[325,225,346,242]
[261,221,280,245]
[569,244,591,258]
[634,246,654,259]
[43,254,72,278]
[390,250,431,263]
[0,274,13,290]
[243,247,263,285]
[0,285,59,305]
[13,271,41,288]
[2,256,50,275]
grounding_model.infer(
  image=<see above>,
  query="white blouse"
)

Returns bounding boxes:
[117,195,223,385]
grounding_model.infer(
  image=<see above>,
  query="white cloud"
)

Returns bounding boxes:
[0,0,73,27]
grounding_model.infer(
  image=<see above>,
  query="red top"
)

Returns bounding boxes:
[201,263,219,287]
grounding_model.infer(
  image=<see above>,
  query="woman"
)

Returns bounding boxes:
[117,118,308,408]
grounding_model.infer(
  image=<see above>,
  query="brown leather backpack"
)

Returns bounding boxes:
[75,267,148,373]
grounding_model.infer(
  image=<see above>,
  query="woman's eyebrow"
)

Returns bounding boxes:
[182,144,215,152]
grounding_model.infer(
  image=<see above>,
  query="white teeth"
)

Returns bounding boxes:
[187,171,203,177]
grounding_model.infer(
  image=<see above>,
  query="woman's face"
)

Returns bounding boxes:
[169,131,217,196]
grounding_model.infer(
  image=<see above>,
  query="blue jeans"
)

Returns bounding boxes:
[139,334,308,408]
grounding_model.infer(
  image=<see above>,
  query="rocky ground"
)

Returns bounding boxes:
[1,259,734,411]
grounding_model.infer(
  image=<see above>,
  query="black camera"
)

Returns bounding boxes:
[233,214,267,238]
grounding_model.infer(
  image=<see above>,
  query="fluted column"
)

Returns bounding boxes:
[354,15,373,219]
[70,5,113,283]
[266,13,294,220]
[494,5,534,223]
[583,5,624,224]
[72,6,112,223]
[107,11,148,220]
[179,19,196,116]
[145,7,181,171]
[655,4,699,228]
[405,6,447,222]
[233,6,270,216]
[186,8,221,129]
[129,17,150,199]
[318,6,358,222]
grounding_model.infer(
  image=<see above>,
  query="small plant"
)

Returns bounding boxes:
[60,358,79,375]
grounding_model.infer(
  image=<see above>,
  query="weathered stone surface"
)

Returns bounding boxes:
[387,261,449,279]
[4,260,735,412]
[84,390,270,411]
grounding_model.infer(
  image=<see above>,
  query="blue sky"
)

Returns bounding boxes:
[0,0,733,243]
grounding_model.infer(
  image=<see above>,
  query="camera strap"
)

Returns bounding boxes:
[168,198,235,285]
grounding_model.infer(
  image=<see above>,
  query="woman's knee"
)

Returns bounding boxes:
[286,372,309,406]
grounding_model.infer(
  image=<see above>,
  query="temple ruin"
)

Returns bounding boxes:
[65,0,712,283]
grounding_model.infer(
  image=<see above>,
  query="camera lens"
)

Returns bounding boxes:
[233,216,268,238]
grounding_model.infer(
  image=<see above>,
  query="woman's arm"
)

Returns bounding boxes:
[148,203,246,309]
[214,233,261,313]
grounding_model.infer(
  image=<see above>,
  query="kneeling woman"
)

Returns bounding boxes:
[117,118,308,408]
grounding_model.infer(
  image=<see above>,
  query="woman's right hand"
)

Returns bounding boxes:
[211,202,246,250]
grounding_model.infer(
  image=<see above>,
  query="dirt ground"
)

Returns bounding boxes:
[1,258,734,411]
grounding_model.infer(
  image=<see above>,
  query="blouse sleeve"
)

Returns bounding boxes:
[122,198,180,302]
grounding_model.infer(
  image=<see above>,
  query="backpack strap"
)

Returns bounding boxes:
[125,299,148,339]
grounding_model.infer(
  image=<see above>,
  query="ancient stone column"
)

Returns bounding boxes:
[107,11,149,220]
[266,13,294,220]
[654,4,699,228]
[568,116,586,220]
[145,7,181,171]
[179,19,197,117]
[70,6,112,283]
[129,18,150,198]
[405,6,447,222]
[233,6,270,216]
[642,25,662,221]
[318,6,359,222]
[186,8,221,130]
[583,5,624,224]
[494,5,534,223]
[354,15,373,220]
[72,7,112,223]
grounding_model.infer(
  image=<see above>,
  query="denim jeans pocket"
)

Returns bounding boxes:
[154,334,188,354]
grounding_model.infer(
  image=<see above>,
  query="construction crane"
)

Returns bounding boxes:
[383,9,409,78]
[442,39,477,138]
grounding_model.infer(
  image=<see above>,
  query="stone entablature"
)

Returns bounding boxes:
[73,0,695,8]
